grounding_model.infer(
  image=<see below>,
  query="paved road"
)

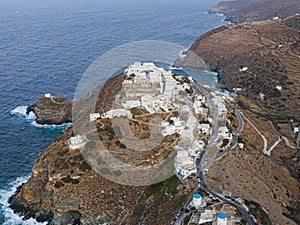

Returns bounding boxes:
[173,84,255,225]
[196,104,255,225]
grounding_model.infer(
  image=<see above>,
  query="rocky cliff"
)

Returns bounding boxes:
[9,75,190,225]
[180,15,300,121]
[27,96,72,125]
[209,0,300,23]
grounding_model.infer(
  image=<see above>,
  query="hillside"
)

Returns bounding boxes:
[182,15,300,121]
[209,0,300,23]
[8,75,190,225]
[176,15,300,224]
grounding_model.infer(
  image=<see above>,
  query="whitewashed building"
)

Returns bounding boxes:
[198,123,211,134]
[67,135,86,150]
[162,125,176,136]
[121,100,141,109]
[174,150,196,178]
[89,113,101,121]
[102,109,132,119]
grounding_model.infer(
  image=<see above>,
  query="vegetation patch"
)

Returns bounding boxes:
[54,181,65,188]
[142,175,180,202]
[79,161,92,171]
[244,199,272,225]
[61,175,80,185]
[57,149,69,157]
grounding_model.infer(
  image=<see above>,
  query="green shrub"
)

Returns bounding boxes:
[54,181,65,188]
[80,161,92,171]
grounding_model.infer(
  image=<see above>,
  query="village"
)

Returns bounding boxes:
[67,62,247,225]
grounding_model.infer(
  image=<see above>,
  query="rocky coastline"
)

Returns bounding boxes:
[26,95,73,125]
[7,1,300,224]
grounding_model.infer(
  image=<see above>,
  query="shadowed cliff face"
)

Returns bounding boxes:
[27,96,72,125]
[209,0,300,23]
[180,15,300,121]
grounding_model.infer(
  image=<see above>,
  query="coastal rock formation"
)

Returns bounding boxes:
[9,75,189,225]
[27,96,72,125]
[179,15,300,121]
[209,0,300,23]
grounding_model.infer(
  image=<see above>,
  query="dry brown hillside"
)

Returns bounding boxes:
[189,15,300,121]
[209,0,300,23]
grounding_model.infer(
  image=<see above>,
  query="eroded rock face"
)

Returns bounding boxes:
[209,0,300,23]
[27,96,72,125]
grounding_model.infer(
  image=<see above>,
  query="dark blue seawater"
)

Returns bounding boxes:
[0,0,227,223]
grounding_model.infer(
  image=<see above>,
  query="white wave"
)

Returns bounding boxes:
[202,70,218,75]
[30,121,72,129]
[179,50,188,59]
[168,66,182,70]
[216,13,225,17]
[0,175,47,225]
[10,106,72,130]
[10,106,36,121]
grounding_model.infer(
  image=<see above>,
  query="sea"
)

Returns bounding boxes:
[0,0,228,224]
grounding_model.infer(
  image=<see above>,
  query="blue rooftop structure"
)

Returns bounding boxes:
[218,214,227,219]
[194,193,202,199]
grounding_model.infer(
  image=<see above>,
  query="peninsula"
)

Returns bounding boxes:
[8,1,300,225]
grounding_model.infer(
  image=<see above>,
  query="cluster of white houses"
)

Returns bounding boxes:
[211,91,227,119]
[186,192,244,225]
[67,62,234,180]
[120,62,191,114]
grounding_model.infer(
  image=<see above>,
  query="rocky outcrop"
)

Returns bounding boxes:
[9,75,188,225]
[27,96,72,125]
[179,15,300,121]
[209,0,300,23]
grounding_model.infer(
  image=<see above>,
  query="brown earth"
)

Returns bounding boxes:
[207,108,300,224]
[180,15,300,121]
[209,0,300,23]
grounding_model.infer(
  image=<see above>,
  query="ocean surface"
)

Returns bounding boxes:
[0,0,228,224]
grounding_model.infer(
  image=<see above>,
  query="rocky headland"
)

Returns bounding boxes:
[8,1,300,225]
[9,75,190,225]
[27,95,72,125]
[209,0,300,23]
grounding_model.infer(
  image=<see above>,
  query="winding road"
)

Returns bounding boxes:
[174,83,255,225]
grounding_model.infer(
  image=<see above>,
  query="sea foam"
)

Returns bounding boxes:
[10,106,36,121]
[10,106,71,130]
[0,176,47,225]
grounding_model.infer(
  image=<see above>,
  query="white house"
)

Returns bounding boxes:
[174,150,196,178]
[89,113,101,121]
[121,100,141,109]
[239,66,248,72]
[67,135,86,150]
[102,109,132,119]
[238,143,244,149]
[162,125,176,136]
[188,140,205,157]
[198,123,211,134]
[161,121,170,127]
[219,126,232,140]
[294,127,299,134]
[199,210,214,224]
